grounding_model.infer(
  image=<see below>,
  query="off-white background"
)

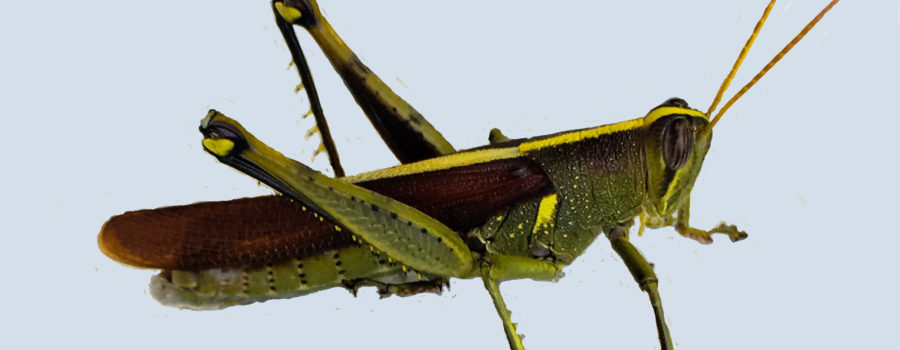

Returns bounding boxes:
[2,1,898,349]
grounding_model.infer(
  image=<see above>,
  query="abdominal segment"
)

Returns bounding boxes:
[151,244,418,309]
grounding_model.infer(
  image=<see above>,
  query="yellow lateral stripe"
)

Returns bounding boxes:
[345,106,707,182]
[533,194,558,234]
[343,146,522,183]
[518,118,644,153]
[518,106,707,153]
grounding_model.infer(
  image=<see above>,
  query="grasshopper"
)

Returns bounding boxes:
[98,1,839,349]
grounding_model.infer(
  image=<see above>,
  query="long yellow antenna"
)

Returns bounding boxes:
[706,0,776,117]
[706,0,840,131]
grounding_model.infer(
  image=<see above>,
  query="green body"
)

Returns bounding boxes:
[153,105,715,310]
[104,1,815,349]
[94,0,843,348]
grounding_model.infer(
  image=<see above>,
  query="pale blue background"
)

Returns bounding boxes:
[1,1,898,349]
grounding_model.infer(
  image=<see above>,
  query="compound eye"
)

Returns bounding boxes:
[661,116,694,170]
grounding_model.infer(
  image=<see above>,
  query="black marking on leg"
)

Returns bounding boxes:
[295,258,307,289]
[240,269,250,295]
[332,251,346,280]
[266,264,276,292]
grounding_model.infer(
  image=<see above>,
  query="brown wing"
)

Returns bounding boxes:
[98,157,551,270]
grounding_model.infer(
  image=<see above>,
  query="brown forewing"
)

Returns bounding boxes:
[98,157,551,270]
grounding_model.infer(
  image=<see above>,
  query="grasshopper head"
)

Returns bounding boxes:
[639,0,838,229]
[642,98,711,218]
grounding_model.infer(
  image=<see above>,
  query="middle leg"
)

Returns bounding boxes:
[606,225,674,350]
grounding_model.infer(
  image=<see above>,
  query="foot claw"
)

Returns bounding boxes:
[711,222,748,243]
[678,221,748,244]
[730,230,749,242]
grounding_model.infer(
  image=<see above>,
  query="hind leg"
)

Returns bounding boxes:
[274,0,456,165]
[272,1,345,175]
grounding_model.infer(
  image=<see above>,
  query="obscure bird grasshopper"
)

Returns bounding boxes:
[98,1,839,349]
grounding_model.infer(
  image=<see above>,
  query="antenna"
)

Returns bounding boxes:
[705,0,840,132]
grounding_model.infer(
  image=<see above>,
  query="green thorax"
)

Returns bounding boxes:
[484,99,711,263]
